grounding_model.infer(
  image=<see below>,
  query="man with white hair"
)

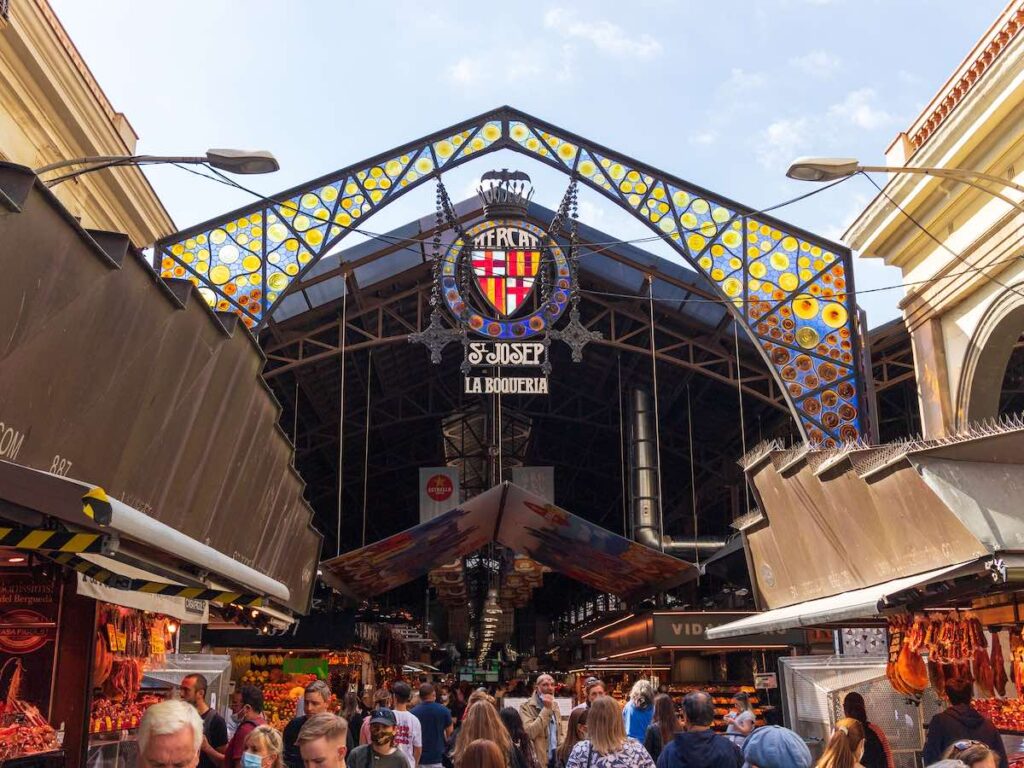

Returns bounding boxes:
[139,700,204,768]
[519,674,565,768]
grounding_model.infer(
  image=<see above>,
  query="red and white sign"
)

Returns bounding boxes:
[426,474,454,502]
[419,467,460,523]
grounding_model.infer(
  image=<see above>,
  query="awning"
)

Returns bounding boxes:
[0,460,291,607]
[74,554,210,623]
[706,560,980,639]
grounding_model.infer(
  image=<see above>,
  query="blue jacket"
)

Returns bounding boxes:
[656,731,743,768]
[622,700,654,741]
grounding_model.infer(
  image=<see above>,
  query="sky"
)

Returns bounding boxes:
[51,0,1008,327]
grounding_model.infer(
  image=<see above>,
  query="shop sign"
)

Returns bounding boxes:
[411,170,601,395]
[0,571,60,718]
[184,598,207,616]
[753,672,778,690]
[652,613,806,648]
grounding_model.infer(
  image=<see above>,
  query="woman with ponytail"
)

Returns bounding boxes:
[814,717,866,768]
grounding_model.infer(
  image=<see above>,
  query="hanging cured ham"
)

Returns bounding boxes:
[992,632,1009,698]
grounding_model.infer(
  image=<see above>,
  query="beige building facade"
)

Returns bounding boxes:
[847,1,1024,438]
[0,0,172,245]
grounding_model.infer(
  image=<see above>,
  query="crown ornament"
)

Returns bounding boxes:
[477,169,534,218]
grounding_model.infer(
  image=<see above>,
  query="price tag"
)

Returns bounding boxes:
[151,632,165,655]
[116,630,127,653]
[105,623,118,652]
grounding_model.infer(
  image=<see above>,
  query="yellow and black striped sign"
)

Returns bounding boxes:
[49,553,265,607]
[0,526,108,553]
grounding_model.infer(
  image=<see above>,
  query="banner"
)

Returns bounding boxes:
[419,468,460,523]
[510,467,554,503]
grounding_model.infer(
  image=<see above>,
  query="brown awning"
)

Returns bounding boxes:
[0,163,322,614]
[739,424,1024,613]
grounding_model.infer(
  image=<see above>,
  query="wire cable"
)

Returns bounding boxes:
[860,171,1024,302]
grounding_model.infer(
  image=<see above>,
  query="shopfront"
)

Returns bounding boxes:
[582,611,811,729]
[0,164,324,768]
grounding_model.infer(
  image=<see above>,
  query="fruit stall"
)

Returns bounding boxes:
[228,651,369,730]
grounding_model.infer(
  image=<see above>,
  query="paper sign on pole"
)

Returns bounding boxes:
[419,467,460,523]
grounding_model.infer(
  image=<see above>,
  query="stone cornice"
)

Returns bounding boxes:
[907,1,1024,155]
[3,0,174,243]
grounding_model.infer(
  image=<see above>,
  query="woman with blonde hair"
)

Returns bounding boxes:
[941,740,999,768]
[454,701,513,768]
[815,717,866,768]
[244,725,285,768]
[565,697,654,768]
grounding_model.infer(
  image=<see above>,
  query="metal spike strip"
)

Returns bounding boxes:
[737,439,784,470]
[770,444,809,472]
[0,526,110,553]
[48,552,265,606]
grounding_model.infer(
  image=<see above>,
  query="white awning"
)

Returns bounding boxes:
[706,561,980,640]
[77,554,210,623]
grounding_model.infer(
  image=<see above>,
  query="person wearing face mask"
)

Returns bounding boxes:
[225,687,268,768]
[297,714,349,768]
[244,726,285,768]
[348,709,412,768]
[285,681,337,768]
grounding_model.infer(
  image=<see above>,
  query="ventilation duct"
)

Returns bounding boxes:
[628,388,726,558]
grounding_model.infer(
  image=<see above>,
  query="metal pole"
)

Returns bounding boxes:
[647,276,665,550]
[337,282,348,556]
[361,349,372,547]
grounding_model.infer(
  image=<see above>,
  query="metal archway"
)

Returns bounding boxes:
[154,105,866,445]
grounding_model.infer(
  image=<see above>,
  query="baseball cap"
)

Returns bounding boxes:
[369,708,397,727]
[742,726,812,768]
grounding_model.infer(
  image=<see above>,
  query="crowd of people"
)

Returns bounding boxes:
[139,671,1011,768]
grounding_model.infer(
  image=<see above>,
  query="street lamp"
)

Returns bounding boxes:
[36,148,279,186]
[787,156,1024,215]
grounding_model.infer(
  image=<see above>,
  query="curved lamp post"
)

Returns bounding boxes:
[36,149,279,186]
[787,156,1024,216]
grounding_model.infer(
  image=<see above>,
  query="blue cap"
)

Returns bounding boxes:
[369,708,397,726]
[742,726,812,768]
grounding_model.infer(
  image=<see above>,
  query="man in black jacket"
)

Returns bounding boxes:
[922,677,1008,768]
[657,692,742,768]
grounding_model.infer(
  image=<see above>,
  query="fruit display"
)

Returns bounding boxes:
[262,676,316,729]
[89,693,163,734]
[668,685,762,732]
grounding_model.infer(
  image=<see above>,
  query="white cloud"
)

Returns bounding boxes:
[726,67,766,90]
[790,49,841,78]
[828,87,893,130]
[449,57,484,86]
[757,117,810,170]
[543,8,662,59]
[897,69,921,85]
[819,192,870,243]
[690,130,718,146]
